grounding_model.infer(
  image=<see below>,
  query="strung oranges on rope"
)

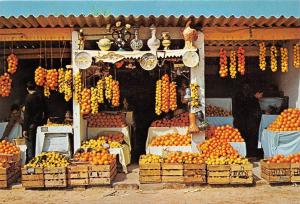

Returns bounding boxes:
[229,50,237,78]
[237,47,245,75]
[259,42,266,71]
[219,48,228,77]
[270,45,278,72]
[280,47,288,73]
[7,54,18,74]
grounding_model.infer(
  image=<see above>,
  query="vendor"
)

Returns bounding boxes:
[233,82,263,158]
[64,110,73,125]
[23,82,48,162]
[2,104,23,142]
[174,77,189,116]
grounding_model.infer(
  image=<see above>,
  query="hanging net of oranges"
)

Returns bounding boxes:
[0,73,12,97]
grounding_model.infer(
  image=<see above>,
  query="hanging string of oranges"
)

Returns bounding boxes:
[58,68,65,93]
[105,75,113,101]
[169,81,177,111]
[80,88,92,115]
[7,53,18,74]
[0,73,12,97]
[237,47,245,75]
[293,44,300,68]
[259,42,266,71]
[219,48,228,77]
[155,79,162,115]
[91,87,99,114]
[74,72,82,103]
[46,69,58,91]
[64,69,72,102]
[270,45,278,72]
[112,80,120,107]
[97,79,104,104]
[229,50,237,78]
[44,84,50,97]
[34,66,47,86]
[280,47,288,73]
[190,82,200,108]
[161,74,170,113]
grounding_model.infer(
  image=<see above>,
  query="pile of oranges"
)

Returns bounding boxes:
[98,132,124,143]
[219,48,228,77]
[205,105,231,117]
[164,151,184,163]
[7,53,18,74]
[80,88,92,115]
[151,112,189,127]
[46,69,58,90]
[212,125,244,142]
[268,109,300,131]
[237,47,245,75]
[87,112,126,128]
[74,150,116,165]
[0,73,12,97]
[34,66,47,86]
[140,154,163,164]
[266,154,300,164]
[0,140,20,155]
[182,152,206,164]
[149,133,191,146]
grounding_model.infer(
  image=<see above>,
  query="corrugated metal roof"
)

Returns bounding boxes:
[0,15,299,29]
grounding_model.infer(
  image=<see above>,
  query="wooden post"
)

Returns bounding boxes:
[72,31,86,152]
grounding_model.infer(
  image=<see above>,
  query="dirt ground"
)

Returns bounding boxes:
[0,185,299,204]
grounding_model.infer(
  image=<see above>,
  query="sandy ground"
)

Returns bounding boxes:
[0,185,299,204]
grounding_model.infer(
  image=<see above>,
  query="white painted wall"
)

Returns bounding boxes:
[275,41,300,108]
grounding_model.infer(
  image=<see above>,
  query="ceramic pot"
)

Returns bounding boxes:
[97,37,112,51]
[130,28,143,51]
[147,26,160,51]
[161,32,171,50]
[183,22,198,49]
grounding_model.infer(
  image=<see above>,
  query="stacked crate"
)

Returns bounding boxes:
[22,167,44,188]
[207,165,230,184]
[291,163,300,183]
[260,160,291,183]
[183,163,206,184]
[88,160,117,185]
[0,162,21,188]
[139,161,161,184]
[162,163,183,183]
[230,164,253,184]
[67,163,89,187]
[44,167,67,188]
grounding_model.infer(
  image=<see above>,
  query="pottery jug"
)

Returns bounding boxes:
[130,28,143,51]
[147,26,160,51]
[161,32,171,50]
[97,37,112,51]
[183,22,198,50]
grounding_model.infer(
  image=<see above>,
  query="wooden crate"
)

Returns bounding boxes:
[183,163,206,184]
[44,167,67,188]
[139,162,161,184]
[207,165,230,184]
[260,160,290,183]
[0,163,21,188]
[230,164,253,184]
[162,163,183,183]
[22,167,44,188]
[291,163,300,183]
[67,163,89,187]
[0,153,20,163]
[88,161,117,185]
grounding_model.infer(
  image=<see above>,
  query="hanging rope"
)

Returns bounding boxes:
[3,41,6,73]
[44,41,47,69]
[50,40,53,68]
[39,40,42,66]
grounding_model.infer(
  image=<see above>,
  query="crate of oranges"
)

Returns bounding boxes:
[67,162,89,187]
[139,154,162,184]
[0,160,21,188]
[182,152,206,184]
[230,163,253,185]
[260,155,291,183]
[0,140,21,163]
[162,152,184,183]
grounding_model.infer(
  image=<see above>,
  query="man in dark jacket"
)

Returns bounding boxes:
[23,82,47,162]
[233,83,263,157]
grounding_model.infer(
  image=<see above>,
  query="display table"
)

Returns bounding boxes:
[207,116,234,126]
[230,142,247,157]
[261,129,300,158]
[258,114,277,148]
[88,126,131,173]
[0,122,22,142]
[206,98,232,112]
[146,127,192,156]
[36,125,73,156]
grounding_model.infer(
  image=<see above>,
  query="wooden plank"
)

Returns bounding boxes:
[45,179,67,188]
[67,171,89,179]
[139,176,161,184]
[230,164,253,171]
[89,171,112,178]
[44,167,66,174]
[208,177,230,184]
[260,160,290,169]
[22,168,43,174]
[139,163,161,170]
[230,177,253,184]
[22,180,44,188]
[139,169,161,176]
[184,175,206,184]
[184,169,206,176]
[162,163,183,170]
[89,177,111,185]
[183,163,206,170]
[207,165,230,171]
[89,164,114,172]
[68,178,89,186]
[44,174,66,180]
[22,174,44,181]
[68,164,89,172]
[162,169,183,176]
[162,176,183,183]
[208,171,230,177]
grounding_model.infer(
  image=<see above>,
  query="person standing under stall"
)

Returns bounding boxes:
[233,82,263,158]
[23,82,48,162]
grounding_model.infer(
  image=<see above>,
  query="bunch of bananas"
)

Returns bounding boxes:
[270,45,278,72]
[219,48,228,77]
[112,80,120,107]
[190,82,200,108]
[280,47,288,73]
[58,68,65,93]
[161,74,170,113]
[169,81,177,111]
[293,44,300,68]
[74,72,82,103]
[97,79,104,104]
[229,50,237,78]
[237,47,245,75]
[155,79,162,115]
[259,42,266,71]
[25,152,69,168]
[91,87,99,114]
[80,88,92,115]
[105,75,113,101]
[64,69,72,101]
